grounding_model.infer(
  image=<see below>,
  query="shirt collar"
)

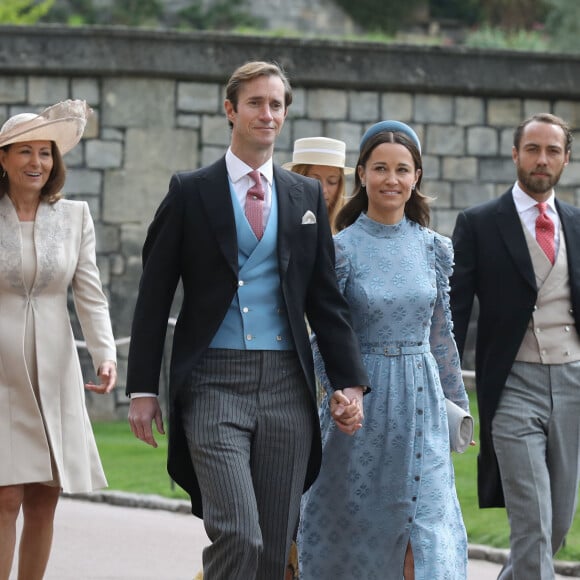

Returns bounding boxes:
[225,148,274,186]
[512,181,556,214]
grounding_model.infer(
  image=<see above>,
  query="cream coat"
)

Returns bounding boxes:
[0,195,116,492]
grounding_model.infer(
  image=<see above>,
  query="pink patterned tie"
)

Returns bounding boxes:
[245,170,265,239]
[535,202,555,264]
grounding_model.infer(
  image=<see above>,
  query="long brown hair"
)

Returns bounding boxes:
[335,131,431,231]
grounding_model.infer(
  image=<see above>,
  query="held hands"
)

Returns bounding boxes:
[128,397,165,448]
[331,386,365,435]
[85,360,117,394]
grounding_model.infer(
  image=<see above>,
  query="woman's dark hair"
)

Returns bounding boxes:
[335,130,431,231]
[0,141,65,203]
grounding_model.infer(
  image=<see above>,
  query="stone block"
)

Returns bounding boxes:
[201,146,227,167]
[102,78,175,128]
[414,94,453,124]
[455,97,484,126]
[66,169,102,195]
[102,127,124,141]
[380,93,412,121]
[103,126,197,224]
[487,99,522,127]
[431,208,459,238]
[453,182,496,209]
[307,89,347,119]
[109,256,143,339]
[467,127,498,156]
[201,114,231,147]
[177,114,201,129]
[523,99,551,118]
[110,253,125,276]
[425,125,464,155]
[64,145,84,168]
[423,180,451,208]
[120,223,148,256]
[95,223,120,254]
[559,161,580,187]
[500,128,514,156]
[72,78,100,105]
[28,76,68,105]
[291,119,324,141]
[177,82,221,114]
[442,157,477,181]
[87,140,123,169]
[287,88,306,118]
[554,101,580,129]
[422,155,440,180]
[0,76,26,103]
[325,121,363,151]
[348,91,379,122]
[480,158,515,184]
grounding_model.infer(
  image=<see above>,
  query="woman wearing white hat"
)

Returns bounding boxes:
[282,136,354,579]
[284,137,354,233]
[0,100,117,580]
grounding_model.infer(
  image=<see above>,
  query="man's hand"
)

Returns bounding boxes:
[330,386,365,435]
[128,397,165,448]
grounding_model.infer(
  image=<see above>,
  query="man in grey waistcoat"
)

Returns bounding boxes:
[125,60,369,580]
[450,113,580,579]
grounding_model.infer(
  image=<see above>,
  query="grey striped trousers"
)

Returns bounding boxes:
[178,348,313,580]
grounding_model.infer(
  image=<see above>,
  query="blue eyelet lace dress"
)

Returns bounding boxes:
[298,213,469,580]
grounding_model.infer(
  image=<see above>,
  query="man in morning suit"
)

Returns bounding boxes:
[450,113,580,579]
[125,61,369,580]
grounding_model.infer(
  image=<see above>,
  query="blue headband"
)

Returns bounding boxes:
[360,120,421,154]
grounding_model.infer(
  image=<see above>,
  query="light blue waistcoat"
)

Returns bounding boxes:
[209,179,295,351]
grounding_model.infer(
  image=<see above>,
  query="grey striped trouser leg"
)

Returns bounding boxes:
[179,349,313,580]
[493,360,580,580]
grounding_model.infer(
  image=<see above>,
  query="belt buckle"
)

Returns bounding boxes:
[383,346,400,356]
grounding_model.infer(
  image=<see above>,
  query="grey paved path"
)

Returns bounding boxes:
[10,495,576,579]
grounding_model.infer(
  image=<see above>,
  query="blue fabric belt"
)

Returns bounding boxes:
[359,343,430,356]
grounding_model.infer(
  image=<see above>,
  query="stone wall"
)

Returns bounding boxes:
[2,25,580,418]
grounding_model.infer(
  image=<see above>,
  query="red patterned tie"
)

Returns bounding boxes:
[535,202,555,264]
[245,170,265,239]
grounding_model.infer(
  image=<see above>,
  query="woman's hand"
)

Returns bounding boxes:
[85,360,117,394]
[330,386,364,435]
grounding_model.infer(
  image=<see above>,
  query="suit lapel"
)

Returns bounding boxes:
[558,200,580,292]
[198,157,238,275]
[495,189,537,291]
[274,166,302,280]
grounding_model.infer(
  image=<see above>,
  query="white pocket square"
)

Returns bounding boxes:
[301,210,317,225]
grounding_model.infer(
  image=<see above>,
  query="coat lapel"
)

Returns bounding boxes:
[558,200,580,294]
[495,189,537,291]
[198,157,238,275]
[274,166,302,280]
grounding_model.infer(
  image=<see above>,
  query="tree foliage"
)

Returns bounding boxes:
[333,0,426,35]
[477,0,548,30]
[0,0,55,24]
[545,0,580,53]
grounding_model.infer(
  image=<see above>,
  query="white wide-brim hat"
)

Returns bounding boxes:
[0,99,92,155]
[283,137,355,174]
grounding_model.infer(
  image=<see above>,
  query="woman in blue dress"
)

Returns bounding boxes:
[298,121,470,579]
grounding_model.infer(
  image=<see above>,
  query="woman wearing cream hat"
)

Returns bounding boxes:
[284,137,354,233]
[0,100,117,580]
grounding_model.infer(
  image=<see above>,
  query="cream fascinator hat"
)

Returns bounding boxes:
[0,99,92,155]
[283,137,355,174]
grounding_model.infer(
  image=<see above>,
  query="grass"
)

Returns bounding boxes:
[93,393,580,561]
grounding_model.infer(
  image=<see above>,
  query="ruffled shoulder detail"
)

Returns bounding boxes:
[433,231,454,282]
[333,230,353,293]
